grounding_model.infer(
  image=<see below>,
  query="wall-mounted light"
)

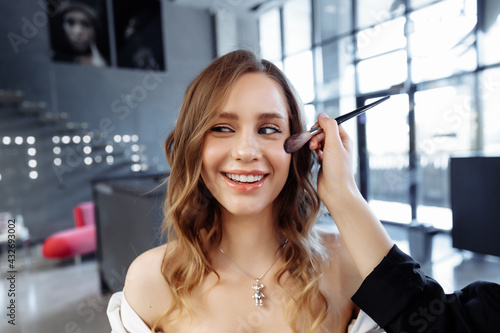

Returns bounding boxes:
[60,122,88,132]
[0,89,24,105]
[62,136,71,144]
[39,112,68,125]
[18,101,46,115]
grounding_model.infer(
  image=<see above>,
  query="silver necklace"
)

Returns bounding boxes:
[218,239,288,307]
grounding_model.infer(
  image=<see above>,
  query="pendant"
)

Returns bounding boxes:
[252,279,265,307]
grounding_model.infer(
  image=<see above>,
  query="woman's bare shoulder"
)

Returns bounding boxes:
[314,223,344,252]
[316,226,363,290]
[123,242,174,326]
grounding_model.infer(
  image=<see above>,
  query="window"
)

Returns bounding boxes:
[259,8,282,61]
[314,0,352,42]
[410,0,443,9]
[366,94,411,223]
[316,38,355,101]
[478,0,500,66]
[356,0,405,29]
[258,0,499,230]
[358,50,407,93]
[283,0,312,56]
[481,68,500,153]
[409,0,477,83]
[284,51,315,104]
[414,75,476,230]
[357,17,406,59]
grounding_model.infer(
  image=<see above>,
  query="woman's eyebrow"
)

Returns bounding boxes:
[217,112,286,121]
[258,112,286,121]
[217,112,238,120]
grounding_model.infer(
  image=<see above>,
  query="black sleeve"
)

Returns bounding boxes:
[351,245,500,333]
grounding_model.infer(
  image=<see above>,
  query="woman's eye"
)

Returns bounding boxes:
[82,20,91,29]
[258,126,282,135]
[211,126,233,133]
[64,18,76,26]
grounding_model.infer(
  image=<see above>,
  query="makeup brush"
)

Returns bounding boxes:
[284,95,390,153]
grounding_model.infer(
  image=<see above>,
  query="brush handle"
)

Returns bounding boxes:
[307,95,390,134]
[284,96,390,153]
[336,95,390,124]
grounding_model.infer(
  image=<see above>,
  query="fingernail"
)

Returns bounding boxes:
[318,113,328,118]
[309,141,314,150]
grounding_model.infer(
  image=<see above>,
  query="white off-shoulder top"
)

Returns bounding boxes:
[106,291,384,333]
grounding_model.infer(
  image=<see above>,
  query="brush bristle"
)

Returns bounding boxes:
[284,132,313,153]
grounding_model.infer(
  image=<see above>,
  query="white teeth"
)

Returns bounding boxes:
[225,173,264,183]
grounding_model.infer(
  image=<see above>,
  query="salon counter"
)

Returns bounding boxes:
[92,173,168,293]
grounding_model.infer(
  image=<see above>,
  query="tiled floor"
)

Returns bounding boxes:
[1,224,500,333]
[0,246,111,333]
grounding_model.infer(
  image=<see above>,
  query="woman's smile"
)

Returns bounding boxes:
[221,171,269,192]
[201,72,291,217]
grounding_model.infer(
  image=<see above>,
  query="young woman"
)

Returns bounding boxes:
[106,49,382,332]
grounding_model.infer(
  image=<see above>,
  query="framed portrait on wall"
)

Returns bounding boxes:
[48,0,111,67]
[111,0,166,71]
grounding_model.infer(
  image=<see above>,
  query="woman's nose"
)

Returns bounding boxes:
[73,23,83,36]
[231,131,262,162]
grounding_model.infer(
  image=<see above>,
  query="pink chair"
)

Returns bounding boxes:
[42,201,97,261]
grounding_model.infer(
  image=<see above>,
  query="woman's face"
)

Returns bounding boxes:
[201,72,292,218]
[63,10,95,53]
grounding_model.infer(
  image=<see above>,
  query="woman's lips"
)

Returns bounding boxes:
[221,172,268,192]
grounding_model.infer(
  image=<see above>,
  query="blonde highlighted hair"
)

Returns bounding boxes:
[156,50,327,332]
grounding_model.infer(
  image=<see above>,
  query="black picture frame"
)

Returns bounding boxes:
[48,0,111,67]
[112,0,166,71]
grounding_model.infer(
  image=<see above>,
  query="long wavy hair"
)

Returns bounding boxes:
[157,50,327,332]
